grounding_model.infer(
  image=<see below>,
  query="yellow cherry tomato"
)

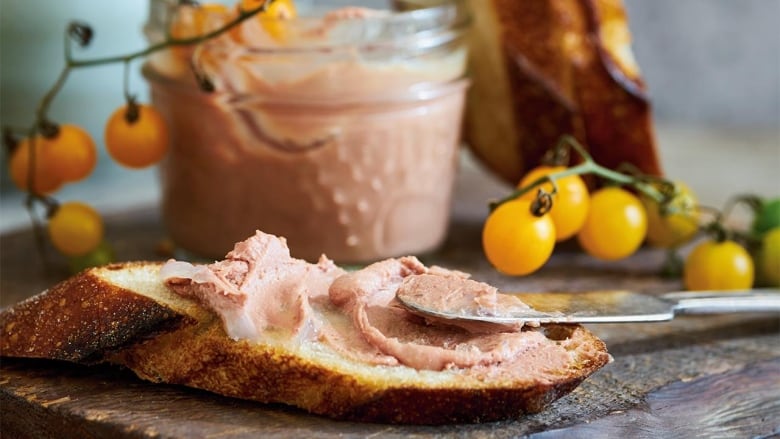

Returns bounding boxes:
[684,239,754,291]
[643,181,699,248]
[577,187,647,260]
[757,227,780,287]
[43,124,97,183]
[8,137,62,194]
[48,202,104,257]
[239,0,297,41]
[519,165,590,242]
[482,199,556,276]
[105,104,169,169]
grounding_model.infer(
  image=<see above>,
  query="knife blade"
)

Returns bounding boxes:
[396,288,780,324]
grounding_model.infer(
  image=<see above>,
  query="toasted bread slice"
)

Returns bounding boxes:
[0,262,610,424]
[464,0,661,185]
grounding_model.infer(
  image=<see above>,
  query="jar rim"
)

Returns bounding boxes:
[146,0,471,53]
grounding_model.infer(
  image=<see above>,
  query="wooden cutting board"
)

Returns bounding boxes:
[1,208,779,438]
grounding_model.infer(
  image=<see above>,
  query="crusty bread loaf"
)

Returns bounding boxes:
[465,0,661,185]
[0,262,610,424]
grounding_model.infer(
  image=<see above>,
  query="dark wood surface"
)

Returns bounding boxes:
[1,207,779,438]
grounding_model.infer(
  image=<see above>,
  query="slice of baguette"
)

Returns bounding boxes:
[0,262,610,424]
[464,0,661,185]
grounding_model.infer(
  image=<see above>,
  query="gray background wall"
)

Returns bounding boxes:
[626,0,779,127]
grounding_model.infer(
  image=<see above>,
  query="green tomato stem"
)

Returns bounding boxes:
[24,194,53,271]
[490,136,666,211]
[23,2,275,181]
[660,248,684,278]
[35,66,71,127]
[32,0,275,136]
[67,2,273,68]
[123,60,133,103]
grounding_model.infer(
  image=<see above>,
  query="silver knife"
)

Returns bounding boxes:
[396,288,780,324]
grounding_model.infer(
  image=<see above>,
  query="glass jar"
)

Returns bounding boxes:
[144,0,470,262]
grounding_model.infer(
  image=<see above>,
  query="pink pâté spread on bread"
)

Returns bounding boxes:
[161,231,576,374]
[161,232,345,342]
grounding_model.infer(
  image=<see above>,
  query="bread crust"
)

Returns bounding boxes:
[1,263,610,424]
[0,263,193,363]
[576,0,660,175]
[110,321,608,424]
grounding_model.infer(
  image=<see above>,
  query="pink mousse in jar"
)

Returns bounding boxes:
[143,0,470,262]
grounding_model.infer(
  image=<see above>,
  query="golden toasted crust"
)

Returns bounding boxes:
[109,320,608,424]
[0,262,194,363]
[465,0,661,185]
[576,0,660,174]
[0,262,610,424]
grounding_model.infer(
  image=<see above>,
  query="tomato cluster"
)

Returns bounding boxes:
[171,0,298,45]
[6,1,298,272]
[483,165,650,274]
[7,103,169,270]
[482,164,780,291]
[6,0,299,273]
[681,198,780,290]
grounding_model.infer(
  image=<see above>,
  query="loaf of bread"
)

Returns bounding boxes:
[465,0,662,184]
[0,232,610,424]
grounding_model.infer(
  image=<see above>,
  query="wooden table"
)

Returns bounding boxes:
[1,206,779,438]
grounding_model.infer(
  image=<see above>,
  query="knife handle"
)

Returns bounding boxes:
[664,289,780,315]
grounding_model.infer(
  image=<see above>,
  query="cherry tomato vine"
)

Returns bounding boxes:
[3,0,278,272]
[484,135,779,290]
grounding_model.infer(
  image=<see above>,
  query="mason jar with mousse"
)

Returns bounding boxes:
[143,0,470,262]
